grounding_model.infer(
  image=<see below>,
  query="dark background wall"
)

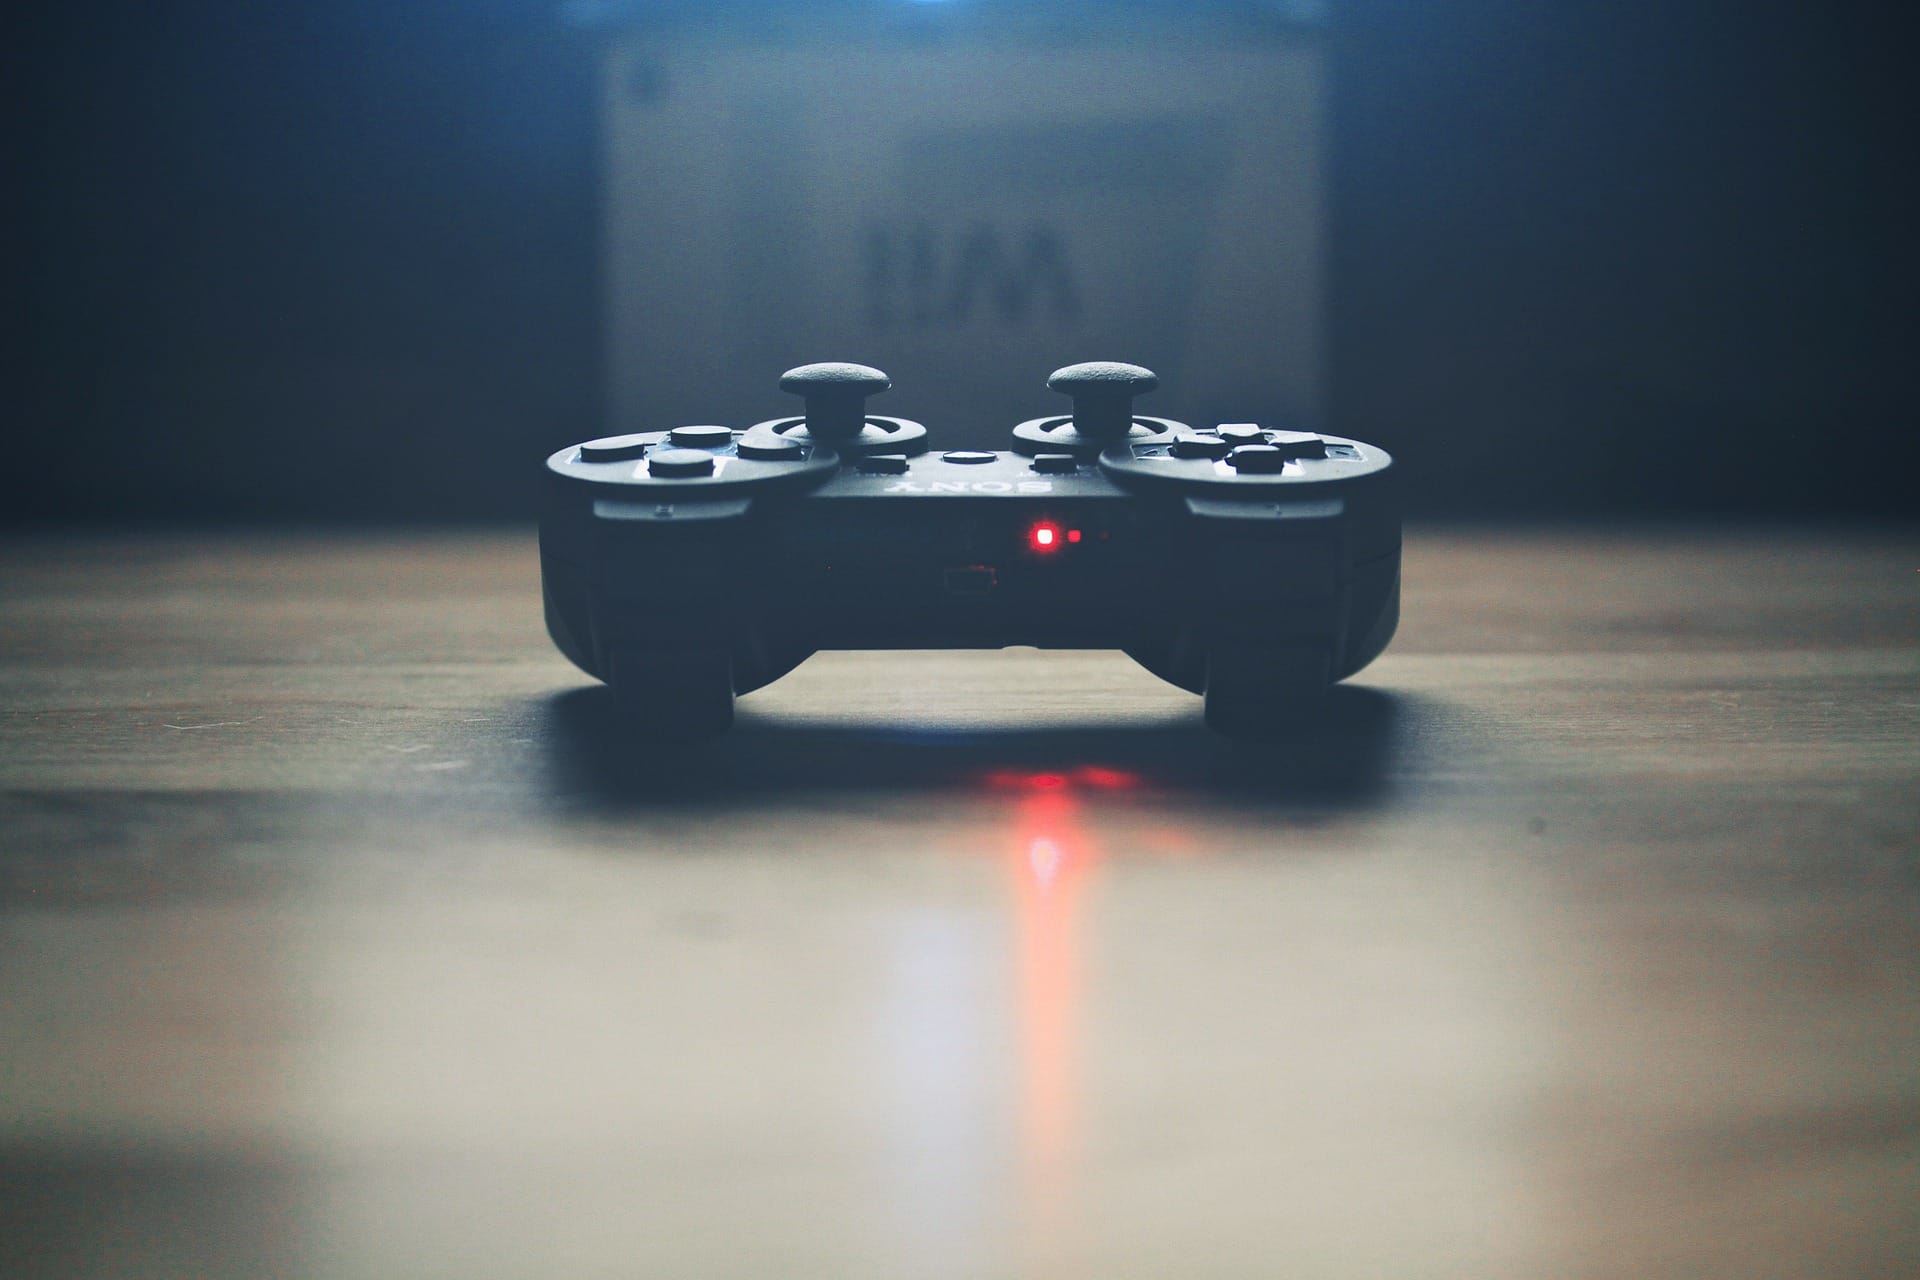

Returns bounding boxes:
[6,0,1914,523]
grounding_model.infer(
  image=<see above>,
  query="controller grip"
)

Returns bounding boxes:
[542,544,816,738]
[1122,553,1400,732]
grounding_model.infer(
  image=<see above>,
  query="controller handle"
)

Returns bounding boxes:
[1046,361,1159,443]
[779,362,892,445]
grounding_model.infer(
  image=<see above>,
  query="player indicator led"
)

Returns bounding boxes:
[1030,522,1061,552]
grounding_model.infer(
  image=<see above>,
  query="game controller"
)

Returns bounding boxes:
[540,361,1398,737]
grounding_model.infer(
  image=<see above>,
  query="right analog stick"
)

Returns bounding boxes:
[1046,361,1159,443]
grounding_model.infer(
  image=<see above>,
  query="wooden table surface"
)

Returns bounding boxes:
[2,528,1916,1279]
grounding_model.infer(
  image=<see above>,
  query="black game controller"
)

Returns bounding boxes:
[540,362,1398,737]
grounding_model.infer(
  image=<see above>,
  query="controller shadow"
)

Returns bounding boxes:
[539,684,1419,814]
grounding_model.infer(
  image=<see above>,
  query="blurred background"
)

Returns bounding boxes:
[6,0,1914,525]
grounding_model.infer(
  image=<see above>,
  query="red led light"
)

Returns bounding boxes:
[1029,522,1061,552]
[1067,529,1082,543]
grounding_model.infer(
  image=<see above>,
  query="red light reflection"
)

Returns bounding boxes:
[1012,787,1094,1242]
[979,764,1151,1250]
[983,766,1142,794]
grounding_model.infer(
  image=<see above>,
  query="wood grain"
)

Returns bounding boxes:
[2,528,1916,1279]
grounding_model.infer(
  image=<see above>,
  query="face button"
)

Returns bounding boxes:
[647,447,717,477]
[736,435,805,460]
[942,450,996,465]
[856,454,909,475]
[577,434,653,463]
[1171,434,1232,459]
[1217,424,1266,444]
[668,425,733,448]
[1030,453,1079,474]
[1269,430,1328,459]
[1227,445,1288,473]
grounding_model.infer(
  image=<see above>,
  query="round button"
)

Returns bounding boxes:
[736,435,804,460]
[669,425,733,448]
[648,448,716,477]
[942,450,996,465]
[577,434,652,463]
[1227,445,1287,473]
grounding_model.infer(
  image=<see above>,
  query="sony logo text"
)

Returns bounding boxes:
[883,481,1055,494]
